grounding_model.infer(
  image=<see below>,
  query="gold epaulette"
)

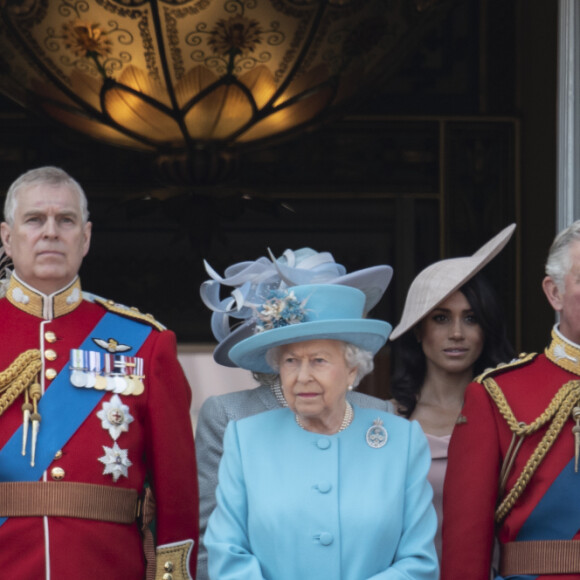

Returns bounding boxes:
[94,297,167,332]
[474,352,538,384]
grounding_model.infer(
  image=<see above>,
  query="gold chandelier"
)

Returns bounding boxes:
[0,0,450,183]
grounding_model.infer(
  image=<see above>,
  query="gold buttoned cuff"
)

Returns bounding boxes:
[155,540,194,580]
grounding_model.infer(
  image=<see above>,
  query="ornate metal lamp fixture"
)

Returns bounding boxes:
[0,0,450,184]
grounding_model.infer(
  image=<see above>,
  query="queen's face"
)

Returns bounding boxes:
[277,338,358,434]
[417,290,484,377]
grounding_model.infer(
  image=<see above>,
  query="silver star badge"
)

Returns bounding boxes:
[97,394,134,440]
[98,442,132,482]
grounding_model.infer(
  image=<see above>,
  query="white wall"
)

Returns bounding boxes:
[177,343,257,430]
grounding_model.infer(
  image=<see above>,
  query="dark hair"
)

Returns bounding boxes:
[390,273,515,418]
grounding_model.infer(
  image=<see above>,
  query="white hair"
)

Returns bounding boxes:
[266,341,374,387]
[4,166,89,226]
[545,220,580,291]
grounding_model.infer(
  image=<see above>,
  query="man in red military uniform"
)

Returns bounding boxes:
[0,166,198,579]
[442,220,580,579]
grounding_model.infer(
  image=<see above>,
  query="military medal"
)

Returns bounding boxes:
[67,348,145,397]
[70,370,86,388]
[129,357,145,396]
[122,376,136,396]
[101,355,115,391]
[98,441,132,482]
[85,371,96,389]
[121,357,136,395]
[69,350,87,388]
[111,355,128,393]
[85,351,100,388]
[131,377,145,396]
[366,418,388,448]
[112,375,127,393]
[94,375,107,390]
[97,394,134,440]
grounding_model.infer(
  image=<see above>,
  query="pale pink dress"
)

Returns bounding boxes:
[425,432,451,564]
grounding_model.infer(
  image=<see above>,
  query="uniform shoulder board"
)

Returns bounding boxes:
[474,352,538,383]
[84,292,167,332]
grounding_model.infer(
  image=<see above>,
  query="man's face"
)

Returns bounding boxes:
[544,240,580,344]
[0,183,91,295]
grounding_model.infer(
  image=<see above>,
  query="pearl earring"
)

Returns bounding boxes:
[347,385,354,391]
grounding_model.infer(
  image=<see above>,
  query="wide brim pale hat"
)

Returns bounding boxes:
[229,284,392,374]
[389,223,516,340]
[205,248,393,367]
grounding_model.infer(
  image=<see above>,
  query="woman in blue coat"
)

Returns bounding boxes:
[205,283,438,580]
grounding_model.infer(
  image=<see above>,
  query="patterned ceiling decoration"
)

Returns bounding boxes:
[0,0,453,183]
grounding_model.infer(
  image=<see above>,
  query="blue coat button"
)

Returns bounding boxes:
[316,438,331,450]
[316,481,332,493]
[319,532,334,546]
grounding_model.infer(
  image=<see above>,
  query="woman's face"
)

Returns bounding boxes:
[417,290,484,376]
[278,338,358,432]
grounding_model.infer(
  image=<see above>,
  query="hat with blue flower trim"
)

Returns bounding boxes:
[201,247,393,367]
[228,284,392,373]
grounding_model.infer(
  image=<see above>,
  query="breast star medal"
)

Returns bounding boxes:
[97,394,134,441]
[98,442,132,482]
[366,418,388,449]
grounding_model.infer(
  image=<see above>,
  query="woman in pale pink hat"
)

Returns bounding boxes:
[389,224,516,564]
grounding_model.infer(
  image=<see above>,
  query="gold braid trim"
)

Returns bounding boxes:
[94,298,166,332]
[475,352,538,385]
[483,377,580,522]
[0,350,42,418]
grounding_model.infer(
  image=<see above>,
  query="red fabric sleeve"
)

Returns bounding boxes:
[441,381,501,580]
[144,329,199,577]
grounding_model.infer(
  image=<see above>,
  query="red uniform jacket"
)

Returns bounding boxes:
[442,339,580,580]
[0,275,198,579]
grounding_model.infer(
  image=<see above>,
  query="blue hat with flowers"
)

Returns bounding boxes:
[201,247,393,367]
[228,284,392,373]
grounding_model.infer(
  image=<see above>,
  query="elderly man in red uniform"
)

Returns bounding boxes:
[0,166,198,579]
[442,221,580,579]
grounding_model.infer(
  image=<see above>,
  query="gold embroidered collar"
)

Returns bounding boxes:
[4,274,83,320]
[545,325,580,376]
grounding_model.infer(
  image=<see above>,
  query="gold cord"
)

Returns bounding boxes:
[0,350,42,417]
[483,377,580,522]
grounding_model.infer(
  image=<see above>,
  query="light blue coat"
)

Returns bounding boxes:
[205,406,438,580]
[196,386,394,580]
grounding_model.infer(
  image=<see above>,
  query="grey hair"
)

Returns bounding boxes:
[344,343,374,387]
[4,166,89,225]
[252,372,280,387]
[545,220,580,291]
[265,341,374,388]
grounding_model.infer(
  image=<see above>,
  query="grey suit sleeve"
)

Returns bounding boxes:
[195,395,230,580]
[348,390,395,413]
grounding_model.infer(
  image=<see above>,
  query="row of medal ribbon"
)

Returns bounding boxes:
[69,349,145,396]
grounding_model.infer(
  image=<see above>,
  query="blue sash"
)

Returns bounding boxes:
[0,312,152,524]
[497,458,580,580]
